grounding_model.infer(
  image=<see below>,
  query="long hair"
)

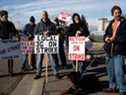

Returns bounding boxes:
[81,14,89,32]
[72,13,81,24]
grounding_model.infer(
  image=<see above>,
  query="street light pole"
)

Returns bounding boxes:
[115,0,120,5]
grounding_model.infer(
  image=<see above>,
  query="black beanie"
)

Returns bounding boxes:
[30,16,35,22]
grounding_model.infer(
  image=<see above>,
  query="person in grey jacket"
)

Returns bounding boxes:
[34,11,60,79]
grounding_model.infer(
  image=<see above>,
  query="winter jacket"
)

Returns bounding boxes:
[67,23,89,37]
[103,17,126,56]
[0,20,16,39]
[34,19,56,35]
[22,23,36,39]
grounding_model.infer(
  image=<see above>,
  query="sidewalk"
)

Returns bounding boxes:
[43,66,119,95]
[0,59,24,95]
[10,74,44,95]
[9,67,119,95]
[0,42,120,95]
[0,54,48,95]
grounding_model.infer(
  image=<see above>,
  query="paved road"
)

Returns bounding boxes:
[0,59,23,95]
[0,42,121,95]
[9,67,120,95]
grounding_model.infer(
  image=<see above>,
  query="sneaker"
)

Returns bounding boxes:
[34,75,41,79]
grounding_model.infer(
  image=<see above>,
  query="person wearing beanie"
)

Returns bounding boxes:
[21,16,36,70]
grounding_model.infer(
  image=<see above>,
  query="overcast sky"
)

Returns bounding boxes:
[0,0,126,29]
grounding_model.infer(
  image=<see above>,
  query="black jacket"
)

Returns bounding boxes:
[67,13,89,37]
[0,20,16,39]
[103,17,126,56]
[23,23,36,39]
[67,23,89,37]
[34,19,56,35]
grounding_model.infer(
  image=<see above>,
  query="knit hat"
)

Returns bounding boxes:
[29,16,35,22]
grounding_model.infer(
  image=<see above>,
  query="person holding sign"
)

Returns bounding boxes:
[34,11,60,79]
[0,10,17,76]
[67,13,90,75]
[103,6,126,94]
[61,13,91,95]
[21,16,36,70]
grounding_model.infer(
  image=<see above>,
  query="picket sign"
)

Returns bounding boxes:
[68,36,86,72]
[34,35,59,54]
[34,35,59,83]
[0,40,26,65]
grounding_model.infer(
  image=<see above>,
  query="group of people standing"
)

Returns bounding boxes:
[1,5,126,94]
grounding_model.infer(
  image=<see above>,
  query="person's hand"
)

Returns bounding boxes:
[43,31,48,36]
[12,36,19,41]
[16,37,19,41]
[75,30,81,37]
[109,36,115,42]
[85,55,91,61]
[105,37,111,43]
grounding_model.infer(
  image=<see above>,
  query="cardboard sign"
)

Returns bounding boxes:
[20,40,34,54]
[68,36,85,61]
[0,40,21,59]
[58,11,72,22]
[34,35,59,54]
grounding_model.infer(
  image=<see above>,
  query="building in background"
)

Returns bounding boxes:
[98,18,109,32]
[90,18,109,42]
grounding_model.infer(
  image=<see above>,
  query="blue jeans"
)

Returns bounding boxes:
[36,54,43,76]
[80,61,89,74]
[21,54,31,69]
[106,54,126,92]
[79,61,89,80]
[36,54,60,76]
[48,54,60,75]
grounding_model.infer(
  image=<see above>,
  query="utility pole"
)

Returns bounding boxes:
[115,0,120,5]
